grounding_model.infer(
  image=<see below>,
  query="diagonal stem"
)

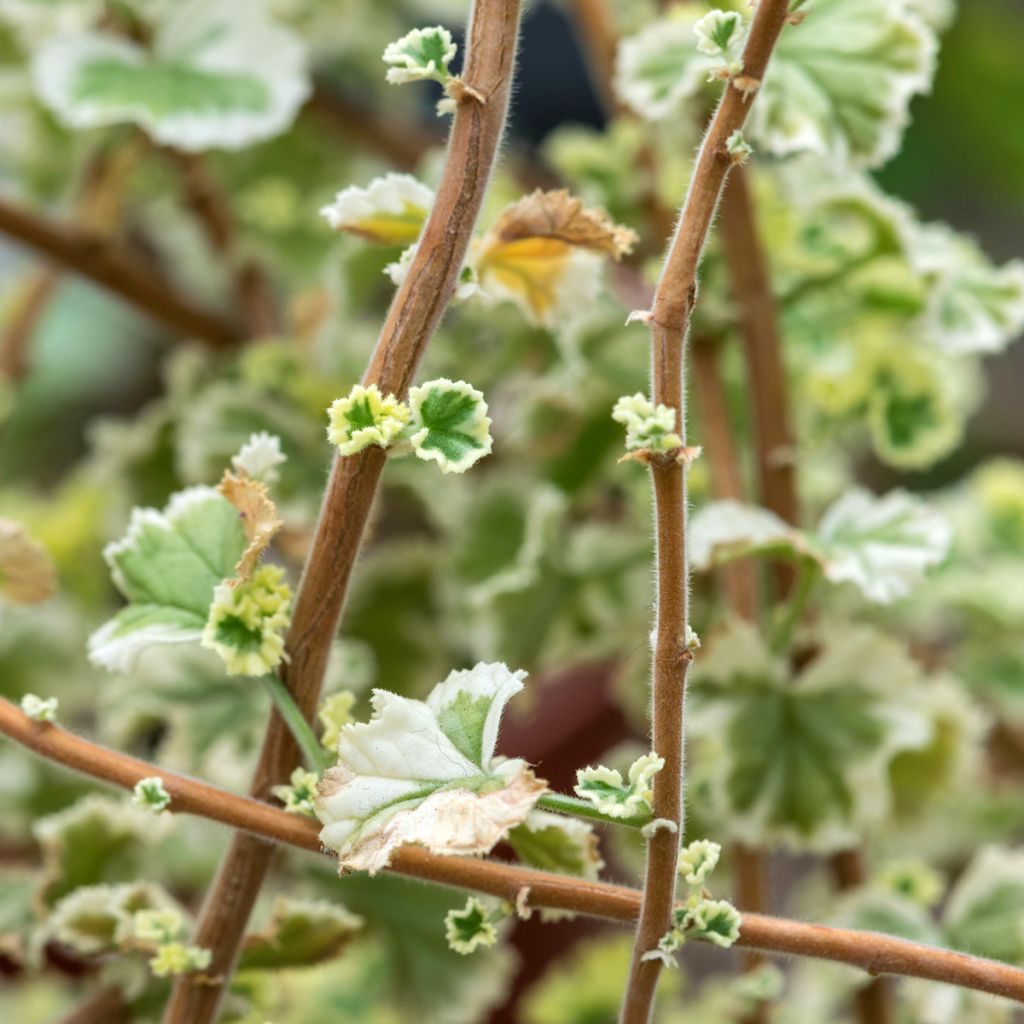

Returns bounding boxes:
[5,701,1024,1007]
[162,3,524,1021]
[619,4,791,1022]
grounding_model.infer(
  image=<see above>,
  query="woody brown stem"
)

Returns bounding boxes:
[162,3,524,1021]
[619,4,791,1022]
[4,702,1024,1008]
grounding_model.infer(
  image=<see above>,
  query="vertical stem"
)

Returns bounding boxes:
[619,5,790,1022]
[718,165,798,593]
[162,3,523,1021]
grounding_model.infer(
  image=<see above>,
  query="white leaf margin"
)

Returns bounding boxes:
[31,0,310,151]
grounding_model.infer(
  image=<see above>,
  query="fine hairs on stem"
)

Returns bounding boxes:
[5,699,1024,1006]
[618,2,791,1022]
[161,2,524,1021]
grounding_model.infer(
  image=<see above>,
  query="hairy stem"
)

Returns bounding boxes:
[619,4,790,1022]
[0,196,243,347]
[536,792,652,829]
[163,3,523,1020]
[4,702,1024,1006]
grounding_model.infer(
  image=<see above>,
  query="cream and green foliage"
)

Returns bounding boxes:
[31,0,310,150]
[327,378,493,474]
[315,662,546,873]
[132,777,170,815]
[689,621,931,851]
[238,897,363,971]
[612,394,682,453]
[382,26,457,86]
[327,384,411,457]
[574,752,663,820]
[617,0,937,170]
[88,487,246,673]
[406,379,493,474]
[320,173,434,246]
[690,487,951,603]
[444,897,498,956]
[271,767,320,817]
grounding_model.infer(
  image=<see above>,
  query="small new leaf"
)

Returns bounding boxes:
[315,662,545,874]
[327,383,411,457]
[132,777,171,815]
[20,693,58,723]
[149,942,212,977]
[201,564,292,677]
[612,394,682,453]
[320,173,434,245]
[319,690,357,752]
[232,431,286,484]
[693,9,747,58]
[678,838,721,887]
[574,752,663,820]
[271,767,320,817]
[407,378,493,474]
[445,896,498,955]
[382,26,456,86]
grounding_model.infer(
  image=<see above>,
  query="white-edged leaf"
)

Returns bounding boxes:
[690,621,931,852]
[908,223,1024,355]
[239,896,363,971]
[816,488,952,603]
[88,486,246,673]
[748,0,937,168]
[320,173,434,245]
[32,0,310,150]
[614,11,716,120]
[688,500,814,570]
[407,378,493,474]
[316,663,545,873]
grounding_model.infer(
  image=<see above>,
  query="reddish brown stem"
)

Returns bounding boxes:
[620,5,791,1022]
[4,703,1024,1007]
[163,3,523,1021]
[0,268,59,381]
[0,195,243,347]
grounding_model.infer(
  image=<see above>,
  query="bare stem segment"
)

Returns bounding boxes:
[162,3,523,1021]
[5,701,1024,1007]
[620,4,790,1022]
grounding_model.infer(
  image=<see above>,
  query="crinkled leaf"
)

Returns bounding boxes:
[89,486,246,672]
[32,0,310,150]
[816,488,952,603]
[748,0,937,168]
[316,663,545,873]
[239,897,362,971]
[507,811,602,879]
[834,887,944,947]
[908,223,1024,355]
[474,190,635,328]
[690,621,931,851]
[320,173,433,245]
[407,379,493,474]
[33,796,159,906]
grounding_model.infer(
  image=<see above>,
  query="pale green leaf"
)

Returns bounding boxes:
[749,0,937,168]
[32,0,310,150]
[315,663,545,873]
[690,621,931,851]
[239,897,362,971]
[89,486,246,673]
[943,847,1024,964]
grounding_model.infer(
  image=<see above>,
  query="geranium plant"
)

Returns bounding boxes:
[1,1,1024,1023]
